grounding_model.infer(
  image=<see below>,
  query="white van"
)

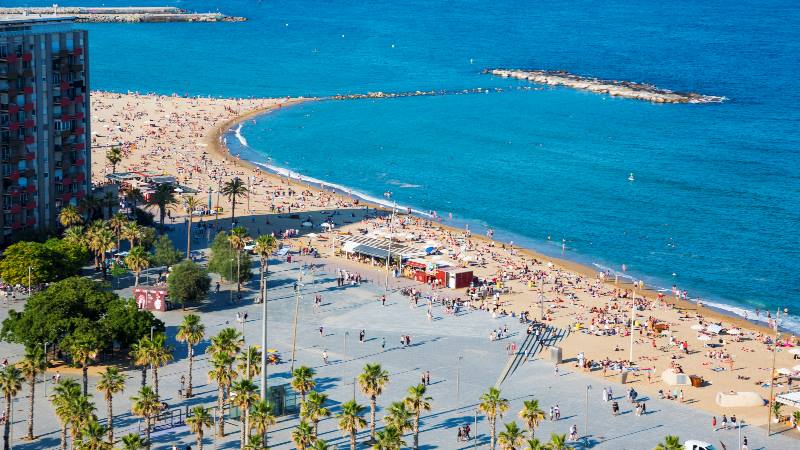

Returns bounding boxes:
[685,440,716,450]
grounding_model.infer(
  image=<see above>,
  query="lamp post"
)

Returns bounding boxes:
[584,385,592,446]
[539,278,545,320]
[344,331,349,361]
[456,355,463,406]
[260,258,270,400]
[150,325,155,340]
[739,418,744,450]
[43,341,49,396]
[27,266,31,295]
[473,409,478,450]
[383,193,395,292]
[214,179,221,229]
[289,266,305,373]
[629,284,636,364]
[767,309,782,436]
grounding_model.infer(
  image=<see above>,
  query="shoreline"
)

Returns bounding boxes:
[210,97,782,337]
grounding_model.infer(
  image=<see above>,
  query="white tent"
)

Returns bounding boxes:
[716,392,765,408]
[661,369,691,386]
[706,324,723,334]
[777,391,800,408]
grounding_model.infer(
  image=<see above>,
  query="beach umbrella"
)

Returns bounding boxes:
[321,222,334,229]
[690,324,704,331]
[696,334,711,341]
[776,368,792,376]
[788,348,800,356]
[727,328,741,335]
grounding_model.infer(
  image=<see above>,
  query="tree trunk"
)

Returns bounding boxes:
[197,430,203,450]
[244,408,250,447]
[236,252,241,293]
[26,375,34,440]
[350,430,356,450]
[82,364,88,395]
[4,394,11,450]
[140,366,147,388]
[258,262,265,303]
[217,388,225,436]
[231,194,236,226]
[145,416,151,450]
[186,216,192,259]
[153,366,159,399]
[490,417,496,450]
[134,271,140,286]
[370,396,376,439]
[60,425,67,450]
[413,413,420,450]
[106,396,114,444]
[187,343,194,397]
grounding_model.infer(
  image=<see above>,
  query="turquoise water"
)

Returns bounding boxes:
[38,0,800,328]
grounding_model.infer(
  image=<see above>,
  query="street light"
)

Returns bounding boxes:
[43,341,49,396]
[289,266,305,373]
[456,355,463,406]
[629,283,636,364]
[767,309,784,436]
[584,385,592,446]
[150,326,155,340]
[473,409,478,450]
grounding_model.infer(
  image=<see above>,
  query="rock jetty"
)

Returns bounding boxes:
[486,69,724,104]
[0,6,246,23]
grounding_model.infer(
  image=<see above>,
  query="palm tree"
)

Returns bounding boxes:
[102,191,117,219]
[182,195,201,257]
[51,379,81,450]
[124,187,144,212]
[253,235,278,304]
[130,339,149,388]
[249,399,276,447]
[231,379,259,448]
[545,433,568,450]
[291,421,315,450]
[79,418,111,450]
[79,194,103,221]
[337,400,366,450]
[384,401,412,436]
[63,225,86,246]
[227,226,248,293]
[498,422,525,450]
[243,434,266,450]
[121,221,143,249]
[19,347,46,440]
[404,384,432,450]
[119,433,147,450]
[148,184,177,229]
[525,438,545,450]
[96,367,126,444]
[479,387,509,450]
[208,353,234,437]
[358,363,390,441]
[309,439,330,450]
[291,366,316,404]
[518,399,546,439]
[186,406,213,450]
[0,365,22,450]
[87,221,115,278]
[145,333,173,399]
[373,426,405,450]
[653,435,682,450]
[237,346,262,381]
[301,391,330,438]
[68,337,99,395]
[59,204,83,228]
[176,314,205,397]
[220,177,249,225]
[108,213,128,252]
[130,386,160,450]
[68,394,96,450]
[209,327,244,360]
[106,146,122,174]
[125,246,150,286]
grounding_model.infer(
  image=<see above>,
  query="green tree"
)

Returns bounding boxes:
[404,384,432,450]
[208,353,234,437]
[498,422,524,450]
[145,333,173,399]
[18,347,46,440]
[373,426,405,450]
[208,328,244,360]
[220,177,249,225]
[182,195,202,257]
[227,227,248,293]
[130,339,149,388]
[119,433,147,450]
[51,379,81,450]
[68,395,96,449]
[292,421,315,450]
[653,435,682,450]
[186,406,213,450]
[291,366,316,404]
[59,204,84,228]
[0,365,22,450]
[101,299,163,352]
[176,314,205,397]
[231,379,259,448]
[249,399,276,447]
[148,184,177,229]
[106,147,122,174]
[384,401,412,436]
[358,363,390,441]
[208,232,252,285]
[123,187,144,213]
[479,387,509,450]
[253,235,278,304]
[167,260,211,309]
[301,391,330,438]
[525,438,545,450]
[96,367,126,444]
[125,246,150,286]
[108,213,128,251]
[64,330,101,395]
[150,234,182,267]
[130,386,160,450]
[78,418,111,450]
[545,433,568,450]
[518,399,545,439]
[121,221,143,249]
[309,439,330,450]
[63,226,86,247]
[337,400,366,450]
[87,221,115,278]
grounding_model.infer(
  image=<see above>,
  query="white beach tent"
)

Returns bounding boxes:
[706,324,724,334]
[715,391,765,408]
[661,369,691,386]
[690,324,705,331]
[776,391,800,408]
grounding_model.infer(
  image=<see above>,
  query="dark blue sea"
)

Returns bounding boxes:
[36,0,800,329]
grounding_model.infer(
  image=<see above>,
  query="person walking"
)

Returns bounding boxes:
[712,416,717,431]
[322,349,328,365]
[721,414,728,430]
[381,337,386,351]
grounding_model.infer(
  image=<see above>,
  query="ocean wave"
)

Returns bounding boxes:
[234,123,248,147]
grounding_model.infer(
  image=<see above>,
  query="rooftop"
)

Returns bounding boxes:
[0,15,75,30]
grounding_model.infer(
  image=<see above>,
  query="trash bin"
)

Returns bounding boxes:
[690,375,703,387]
[620,371,628,384]
[549,346,562,364]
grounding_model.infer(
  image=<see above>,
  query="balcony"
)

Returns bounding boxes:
[21,53,32,63]
[9,204,21,214]
[70,63,84,72]
[74,127,85,136]
[7,104,19,114]
[23,86,33,95]
[5,170,19,181]
[25,201,35,210]
[75,173,85,182]
[25,185,35,194]
[24,136,34,145]
[23,119,34,129]
[73,48,83,56]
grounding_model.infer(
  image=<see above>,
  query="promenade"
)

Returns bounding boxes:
[0,220,796,449]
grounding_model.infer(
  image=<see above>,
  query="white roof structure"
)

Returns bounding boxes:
[340,235,426,259]
[776,391,800,408]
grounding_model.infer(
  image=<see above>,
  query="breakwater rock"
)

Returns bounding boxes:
[486,69,725,104]
[0,6,246,23]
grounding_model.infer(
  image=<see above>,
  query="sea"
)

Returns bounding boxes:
[30,0,800,330]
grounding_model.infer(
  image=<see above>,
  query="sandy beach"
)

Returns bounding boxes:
[90,91,800,430]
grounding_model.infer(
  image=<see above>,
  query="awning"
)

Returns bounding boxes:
[352,244,391,259]
[776,391,800,408]
[340,235,426,259]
